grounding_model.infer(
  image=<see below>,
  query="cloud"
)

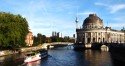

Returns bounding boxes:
[26,15,75,37]
[113,16,125,21]
[94,2,108,7]
[78,11,96,16]
[108,22,125,29]
[94,2,125,13]
[0,0,90,37]
[110,4,125,13]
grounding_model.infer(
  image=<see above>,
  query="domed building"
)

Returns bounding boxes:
[82,14,103,29]
[76,14,125,48]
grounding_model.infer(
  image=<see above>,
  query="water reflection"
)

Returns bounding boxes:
[0,56,5,63]
[85,50,112,66]
[26,60,40,66]
[0,53,25,66]
[0,46,116,66]
[40,47,113,66]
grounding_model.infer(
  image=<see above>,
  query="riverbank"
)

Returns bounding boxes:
[0,44,45,57]
[0,42,72,56]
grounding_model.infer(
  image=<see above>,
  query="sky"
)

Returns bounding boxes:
[0,0,125,37]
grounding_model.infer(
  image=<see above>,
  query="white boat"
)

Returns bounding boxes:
[24,52,41,63]
[24,49,48,63]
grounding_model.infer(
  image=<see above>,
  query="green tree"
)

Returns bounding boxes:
[0,12,29,49]
[33,33,46,46]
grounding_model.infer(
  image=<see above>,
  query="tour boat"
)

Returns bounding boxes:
[24,49,48,63]
[24,52,41,63]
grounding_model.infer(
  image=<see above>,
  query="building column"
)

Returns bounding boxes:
[116,34,118,43]
[101,32,102,43]
[91,32,92,43]
[96,32,98,42]
[85,33,87,44]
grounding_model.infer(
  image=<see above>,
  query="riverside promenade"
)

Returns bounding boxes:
[0,42,72,56]
[0,44,44,56]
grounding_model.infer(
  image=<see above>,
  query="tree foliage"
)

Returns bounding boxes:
[33,33,47,46]
[0,12,29,49]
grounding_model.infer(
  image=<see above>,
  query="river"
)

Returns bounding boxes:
[0,46,122,66]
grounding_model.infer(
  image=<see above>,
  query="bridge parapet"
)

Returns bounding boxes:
[42,42,73,49]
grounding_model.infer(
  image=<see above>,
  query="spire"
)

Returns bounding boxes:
[75,17,78,23]
[75,17,78,29]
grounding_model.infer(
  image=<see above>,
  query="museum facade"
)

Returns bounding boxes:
[76,14,125,45]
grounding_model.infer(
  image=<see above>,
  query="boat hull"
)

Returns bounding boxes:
[24,53,41,63]
[24,49,48,63]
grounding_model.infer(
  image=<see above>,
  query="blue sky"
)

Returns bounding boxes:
[0,0,125,37]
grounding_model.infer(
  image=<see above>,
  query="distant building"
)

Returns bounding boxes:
[52,31,60,37]
[52,31,55,37]
[57,32,60,38]
[25,30,33,46]
[76,14,125,45]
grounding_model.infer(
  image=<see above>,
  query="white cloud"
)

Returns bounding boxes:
[94,2,125,13]
[78,11,96,16]
[94,2,108,7]
[26,15,75,37]
[113,17,125,21]
[110,4,125,13]
[1,0,78,37]
[109,22,125,29]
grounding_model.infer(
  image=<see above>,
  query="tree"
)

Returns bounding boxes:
[37,33,42,44]
[63,36,70,42]
[0,12,29,49]
[46,37,51,43]
[33,36,38,46]
[34,33,46,45]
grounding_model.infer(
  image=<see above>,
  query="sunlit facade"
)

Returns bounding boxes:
[76,14,125,45]
[25,30,34,46]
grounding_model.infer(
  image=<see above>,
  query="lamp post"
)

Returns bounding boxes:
[123,27,125,43]
[105,27,108,43]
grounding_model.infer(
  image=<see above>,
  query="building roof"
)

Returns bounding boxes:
[83,14,103,26]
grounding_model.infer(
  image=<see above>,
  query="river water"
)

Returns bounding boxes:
[0,46,121,66]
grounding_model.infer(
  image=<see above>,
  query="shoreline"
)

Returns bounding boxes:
[0,45,44,57]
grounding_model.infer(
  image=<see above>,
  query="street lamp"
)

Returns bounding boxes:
[105,27,108,43]
[123,27,125,43]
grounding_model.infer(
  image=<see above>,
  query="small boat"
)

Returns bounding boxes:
[24,52,41,63]
[24,49,48,63]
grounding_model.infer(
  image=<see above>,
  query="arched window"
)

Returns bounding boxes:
[92,25,93,28]
[93,38,95,43]
[87,38,91,43]
[98,33,100,35]
[103,38,105,42]
[83,38,85,43]
[98,38,101,43]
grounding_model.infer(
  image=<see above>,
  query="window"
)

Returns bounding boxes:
[98,33,100,35]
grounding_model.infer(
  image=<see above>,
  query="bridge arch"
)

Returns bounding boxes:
[101,45,109,51]
[91,43,110,50]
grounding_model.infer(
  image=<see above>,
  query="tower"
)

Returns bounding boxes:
[75,17,78,43]
[75,17,78,29]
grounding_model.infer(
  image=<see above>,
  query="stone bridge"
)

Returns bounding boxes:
[42,42,74,49]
